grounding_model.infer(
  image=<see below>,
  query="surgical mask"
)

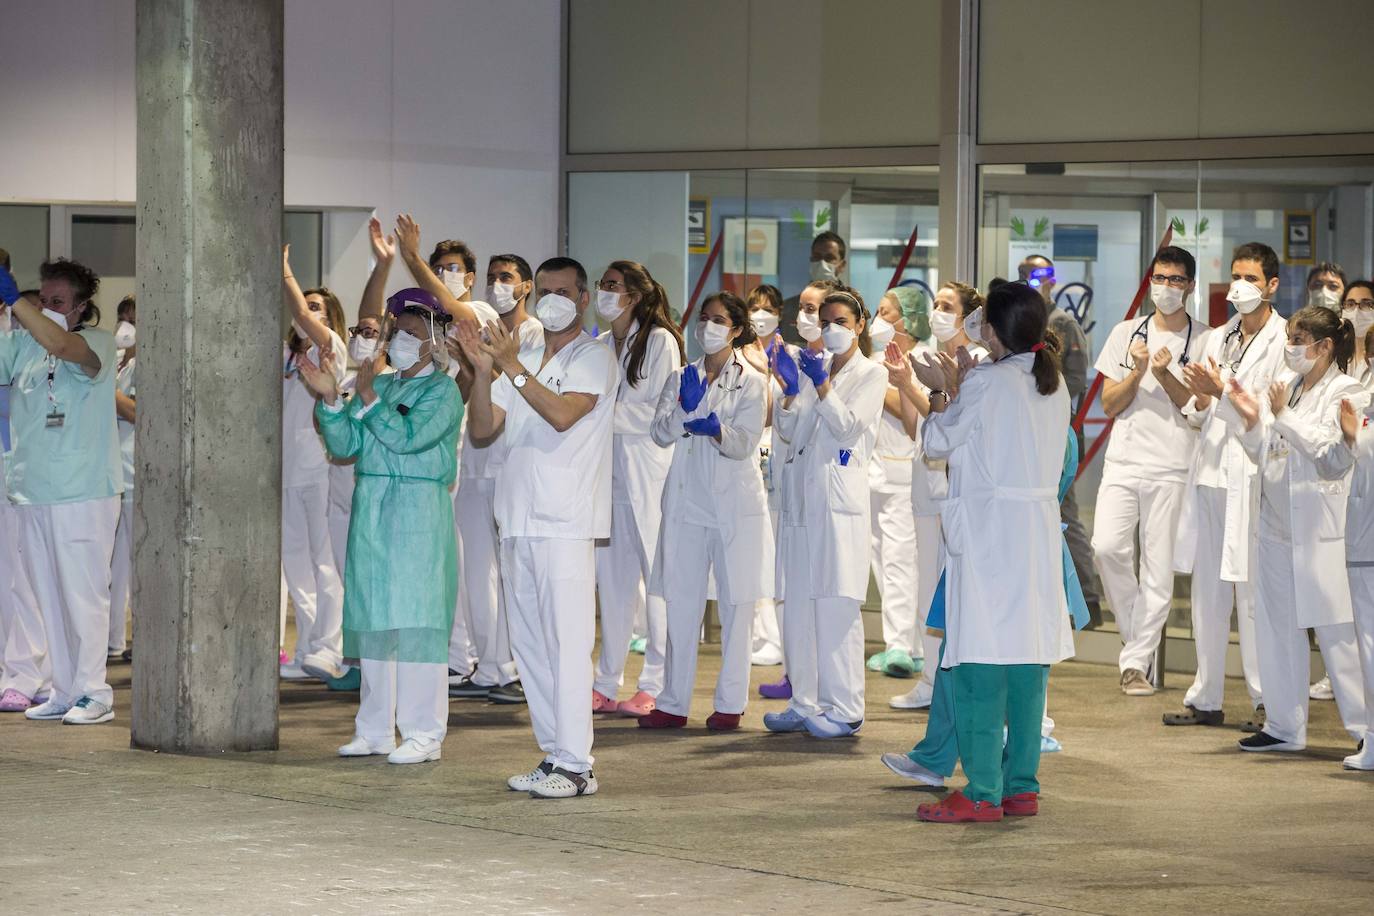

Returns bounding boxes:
[821,324,855,355]
[596,289,626,322]
[750,309,779,338]
[534,293,579,333]
[114,321,137,349]
[963,306,986,344]
[487,282,519,315]
[930,309,960,342]
[809,259,838,282]
[1308,287,1341,311]
[388,330,424,371]
[441,268,469,299]
[1227,279,1266,315]
[695,320,733,355]
[868,316,897,351]
[1151,283,1186,315]
[1284,343,1317,375]
[1344,307,1374,340]
[349,335,377,363]
[43,307,70,329]
[796,309,822,342]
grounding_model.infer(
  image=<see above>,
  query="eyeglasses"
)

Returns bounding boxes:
[1150,273,1190,289]
[349,326,380,339]
[1343,299,1374,310]
[597,279,624,292]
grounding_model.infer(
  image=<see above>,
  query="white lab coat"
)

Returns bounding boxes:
[773,350,889,601]
[1175,309,1288,581]
[649,352,773,603]
[922,354,1074,668]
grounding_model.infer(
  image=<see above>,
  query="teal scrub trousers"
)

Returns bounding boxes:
[907,639,957,777]
[951,662,1049,804]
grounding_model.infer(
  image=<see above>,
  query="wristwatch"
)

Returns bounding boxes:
[512,371,530,389]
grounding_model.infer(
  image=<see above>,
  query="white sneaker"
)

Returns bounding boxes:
[508,760,555,791]
[387,737,442,765]
[1343,743,1374,771]
[530,767,598,799]
[62,697,115,725]
[338,735,396,757]
[890,680,933,710]
[1310,676,1335,701]
[279,662,311,680]
[880,752,946,787]
[25,698,73,721]
[300,654,346,682]
[750,645,784,667]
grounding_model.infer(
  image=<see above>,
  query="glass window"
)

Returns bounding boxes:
[284,210,324,290]
[0,204,51,290]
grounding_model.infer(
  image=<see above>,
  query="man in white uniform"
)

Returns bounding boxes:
[460,257,616,799]
[1091,246,1210,696]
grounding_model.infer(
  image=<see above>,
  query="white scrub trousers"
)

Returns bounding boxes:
[870,489,918,657]
[502,536,596,774]
[1347,566,1374,748]
[355,658,448,745]
[281,482,345,668]
[327,476,352,576]
[0,499,48,700]
[108,494,133,654]
[593,502,666,698]
[1091,472,1184,674]
[19,497,120,707]
[780,526,865,724]
[1255,538,1366,745]
[656,524,754,718]
[752,505,784,661]
[1184,485,1262,713]
[454,478,517,686]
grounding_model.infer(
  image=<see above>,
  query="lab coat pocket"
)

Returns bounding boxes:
[1317,480,1348,540]
[528,464,579,525]
[826,461,867,517]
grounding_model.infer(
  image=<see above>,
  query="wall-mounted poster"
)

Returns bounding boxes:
[1284,210,1313,264]
[688,198,710,254]
[722,217,779,276]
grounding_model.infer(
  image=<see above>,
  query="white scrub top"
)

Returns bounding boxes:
[116,357,136,493]
[458,310,544,482]
[282,328,347,490]
[0,325,123,506]
[1094,315,1211,483]
[868,352,916,494]
[492,331,618,540]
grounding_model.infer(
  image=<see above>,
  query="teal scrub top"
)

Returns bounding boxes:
[0,326,123,506]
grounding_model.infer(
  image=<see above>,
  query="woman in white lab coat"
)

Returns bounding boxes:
[1343,320,1374,769]
[914,281,1072,824]
[764,286,888,738]
[1230,305,1369,755]
[887,281,987,711]
[280,247,349,683]
[592,260,686,718]
[638,292,772,731]
[742,284,786,667]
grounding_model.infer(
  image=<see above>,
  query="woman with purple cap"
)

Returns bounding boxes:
[296,287,464,765]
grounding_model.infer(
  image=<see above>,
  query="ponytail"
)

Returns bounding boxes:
[988,281,1061,396]
[1031,329,1062,396]
[1336,318,1356,374]
[1292,304,1354,374]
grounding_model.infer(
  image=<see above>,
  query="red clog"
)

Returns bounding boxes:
[917,790,1004,823]
[705,711,741,731]
[1001,792,1039,817]
[637,709,688,729]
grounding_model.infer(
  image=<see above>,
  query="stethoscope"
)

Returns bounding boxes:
[1220,322,1262,373]
[1120,313,1193,372]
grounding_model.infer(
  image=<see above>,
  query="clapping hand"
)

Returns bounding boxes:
[395,213,422,258]
[1150,346,1173,377]
[1341,398,1361,447]
[355,347,386,404]
[369,217,396,264]
[911,348,956,393]
[679,364,709,413]
[883,341,913,389]
[798,349,828,388]
[683,412,721,439]
[1128,338,1150,375]
[1268,381,1288,419]
[1183,356,1224,400]
[453,319,495,376]
[954,346,979,387]
[770,341,800,397]
[1227,378,1260,431]
[297,343,340,403]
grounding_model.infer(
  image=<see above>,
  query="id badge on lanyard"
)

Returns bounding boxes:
[45,356,64,428]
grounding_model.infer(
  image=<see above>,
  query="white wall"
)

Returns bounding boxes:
[0,0,562,311]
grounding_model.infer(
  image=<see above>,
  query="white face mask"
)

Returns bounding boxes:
[534,293,579,333]
[1308,287,1342,311]
[929,309,960,342]
[595,289,626,322]
[695,320,733,355]
[115,321,137,349]
[821,324,855,355]
[1344,307,1374,341]
[868,316,897,351]
[487,282,520,315]
[43,307,71,329]
[796,309,822,342]
[349,334,377,363]
[1227,279,1266,315]
[441,268,469,299]
[963,307,986,345]
[1284,343,1318,374]
[389,330,424,371]
[750,309,779,338]
[1151,283,1186,315]
[809,259,838,282]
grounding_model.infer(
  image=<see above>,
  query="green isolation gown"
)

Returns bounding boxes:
[315,367,463,664]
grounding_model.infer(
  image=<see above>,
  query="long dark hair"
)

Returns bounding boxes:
[1292,304,1355,374]
[701,291,758,349]
[611,259,686,387]
[987,281,1061,396]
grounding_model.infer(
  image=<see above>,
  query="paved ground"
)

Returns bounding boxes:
[2,648,1372,915]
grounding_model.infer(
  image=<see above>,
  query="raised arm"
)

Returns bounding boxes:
[282,244,334,353]
[454,319,507,439]
[10,291,100,376]
[394,214,477,326]
[356,217,396,323]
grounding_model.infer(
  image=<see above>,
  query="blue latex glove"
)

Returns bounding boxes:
[0,266,19,307]
[770,341,800,397]
[683,412,721,438]
[679,364,709,413]
[798,349,829,388]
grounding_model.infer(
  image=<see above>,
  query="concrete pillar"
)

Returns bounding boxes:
[938,0,978,283]
[132,0,283,752]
